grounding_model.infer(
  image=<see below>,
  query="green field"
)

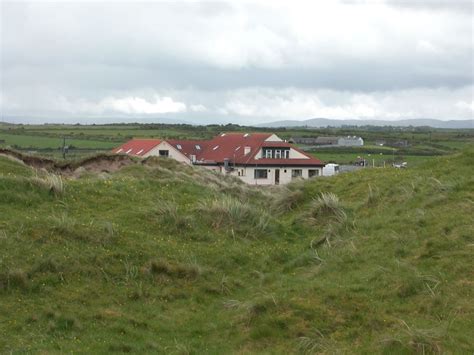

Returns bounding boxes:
[1,123,473,164]
[0,147,473,353]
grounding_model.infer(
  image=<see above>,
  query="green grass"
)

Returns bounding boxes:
[0,145,473,352]
[313,151,438,167]
[0,132,117,149]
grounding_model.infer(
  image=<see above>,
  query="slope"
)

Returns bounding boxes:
[0,148,473,353]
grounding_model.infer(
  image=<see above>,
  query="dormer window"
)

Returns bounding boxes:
[262,147,290,159]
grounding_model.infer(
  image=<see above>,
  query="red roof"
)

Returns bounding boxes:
[112,132,324,166]
[112,139,161,156]
[167,139,210,159]
[197,132,323,166]
[196,132,273,164]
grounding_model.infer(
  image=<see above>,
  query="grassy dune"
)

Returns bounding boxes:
[0,149,473,353]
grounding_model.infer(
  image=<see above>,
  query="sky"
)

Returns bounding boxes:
[1,0,473,125]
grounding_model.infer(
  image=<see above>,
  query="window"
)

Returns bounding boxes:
[254,169,268,179]
[159,150,169,157]
[309,169,319,178]
[265,150,272,159]
[195,145,201,150]
[292,169,303,179]
[241,169,245,176]
[116,148,123,153]
[176,144,182,150]
[275,150,281,159]
[126,149,133,154]
[136,149,144,155]
[284,150,290,159]
[213,145,219,150]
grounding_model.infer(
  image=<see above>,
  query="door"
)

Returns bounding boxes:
[275,169,280,185]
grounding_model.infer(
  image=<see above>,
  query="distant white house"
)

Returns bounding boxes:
[337,136,364,146]
[322,163,340,176]
[112,132,326,185]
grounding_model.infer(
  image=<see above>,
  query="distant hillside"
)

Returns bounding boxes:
[257,118,474,129]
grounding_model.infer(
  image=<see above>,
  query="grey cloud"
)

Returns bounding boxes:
[1,1,472,122]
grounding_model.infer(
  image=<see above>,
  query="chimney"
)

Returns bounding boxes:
[244,146,251,155]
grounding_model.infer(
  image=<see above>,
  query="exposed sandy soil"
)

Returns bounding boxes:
[0,148,140,176]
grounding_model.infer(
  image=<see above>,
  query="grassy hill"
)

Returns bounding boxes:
[0,148,473,353]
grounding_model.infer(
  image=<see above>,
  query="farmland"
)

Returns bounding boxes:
[1,122,472,166]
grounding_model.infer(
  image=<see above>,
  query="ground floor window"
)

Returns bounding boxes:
[159,150,169,157]
[309,169,319,178]
[254,169,268,179]
[292,169,303,178]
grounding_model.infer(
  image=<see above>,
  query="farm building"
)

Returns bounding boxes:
[291,136,364,147]
[337,136,364,146]
[113,133,325,185]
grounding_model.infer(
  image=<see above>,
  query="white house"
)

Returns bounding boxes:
[337,136,364,146]
[112,133,325,185]
[322,163,340,176]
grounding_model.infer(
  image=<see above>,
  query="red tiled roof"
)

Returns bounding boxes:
[196,132,273,164]
[198,132,323,166]
[112,139,161,156]
[112,132,324,166]
[167,139,209,159]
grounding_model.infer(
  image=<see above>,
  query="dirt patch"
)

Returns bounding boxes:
[0,148,56,170]
[0,148,140,176]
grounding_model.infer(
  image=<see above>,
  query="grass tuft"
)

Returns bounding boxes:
[0,269,29,291]
[308,192,346,225]
[147,259,200,279]
[31,172,65,196]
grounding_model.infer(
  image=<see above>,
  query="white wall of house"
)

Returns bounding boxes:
[224,166,322,185]
[254,147,310,160]
[289,148,310,159]
[145,141,191,164]
[338,137,364,146]
[264,134,284,142]
[322,163,340,176]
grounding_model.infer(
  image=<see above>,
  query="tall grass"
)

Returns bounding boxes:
[31,172,64,196]
[196,196,272,238]
[271,187,305,214]
[308,192,346,225]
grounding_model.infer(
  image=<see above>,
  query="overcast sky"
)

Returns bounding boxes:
[1,0,473,124]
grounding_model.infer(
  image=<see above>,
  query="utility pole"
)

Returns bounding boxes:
[62,136,66,159]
